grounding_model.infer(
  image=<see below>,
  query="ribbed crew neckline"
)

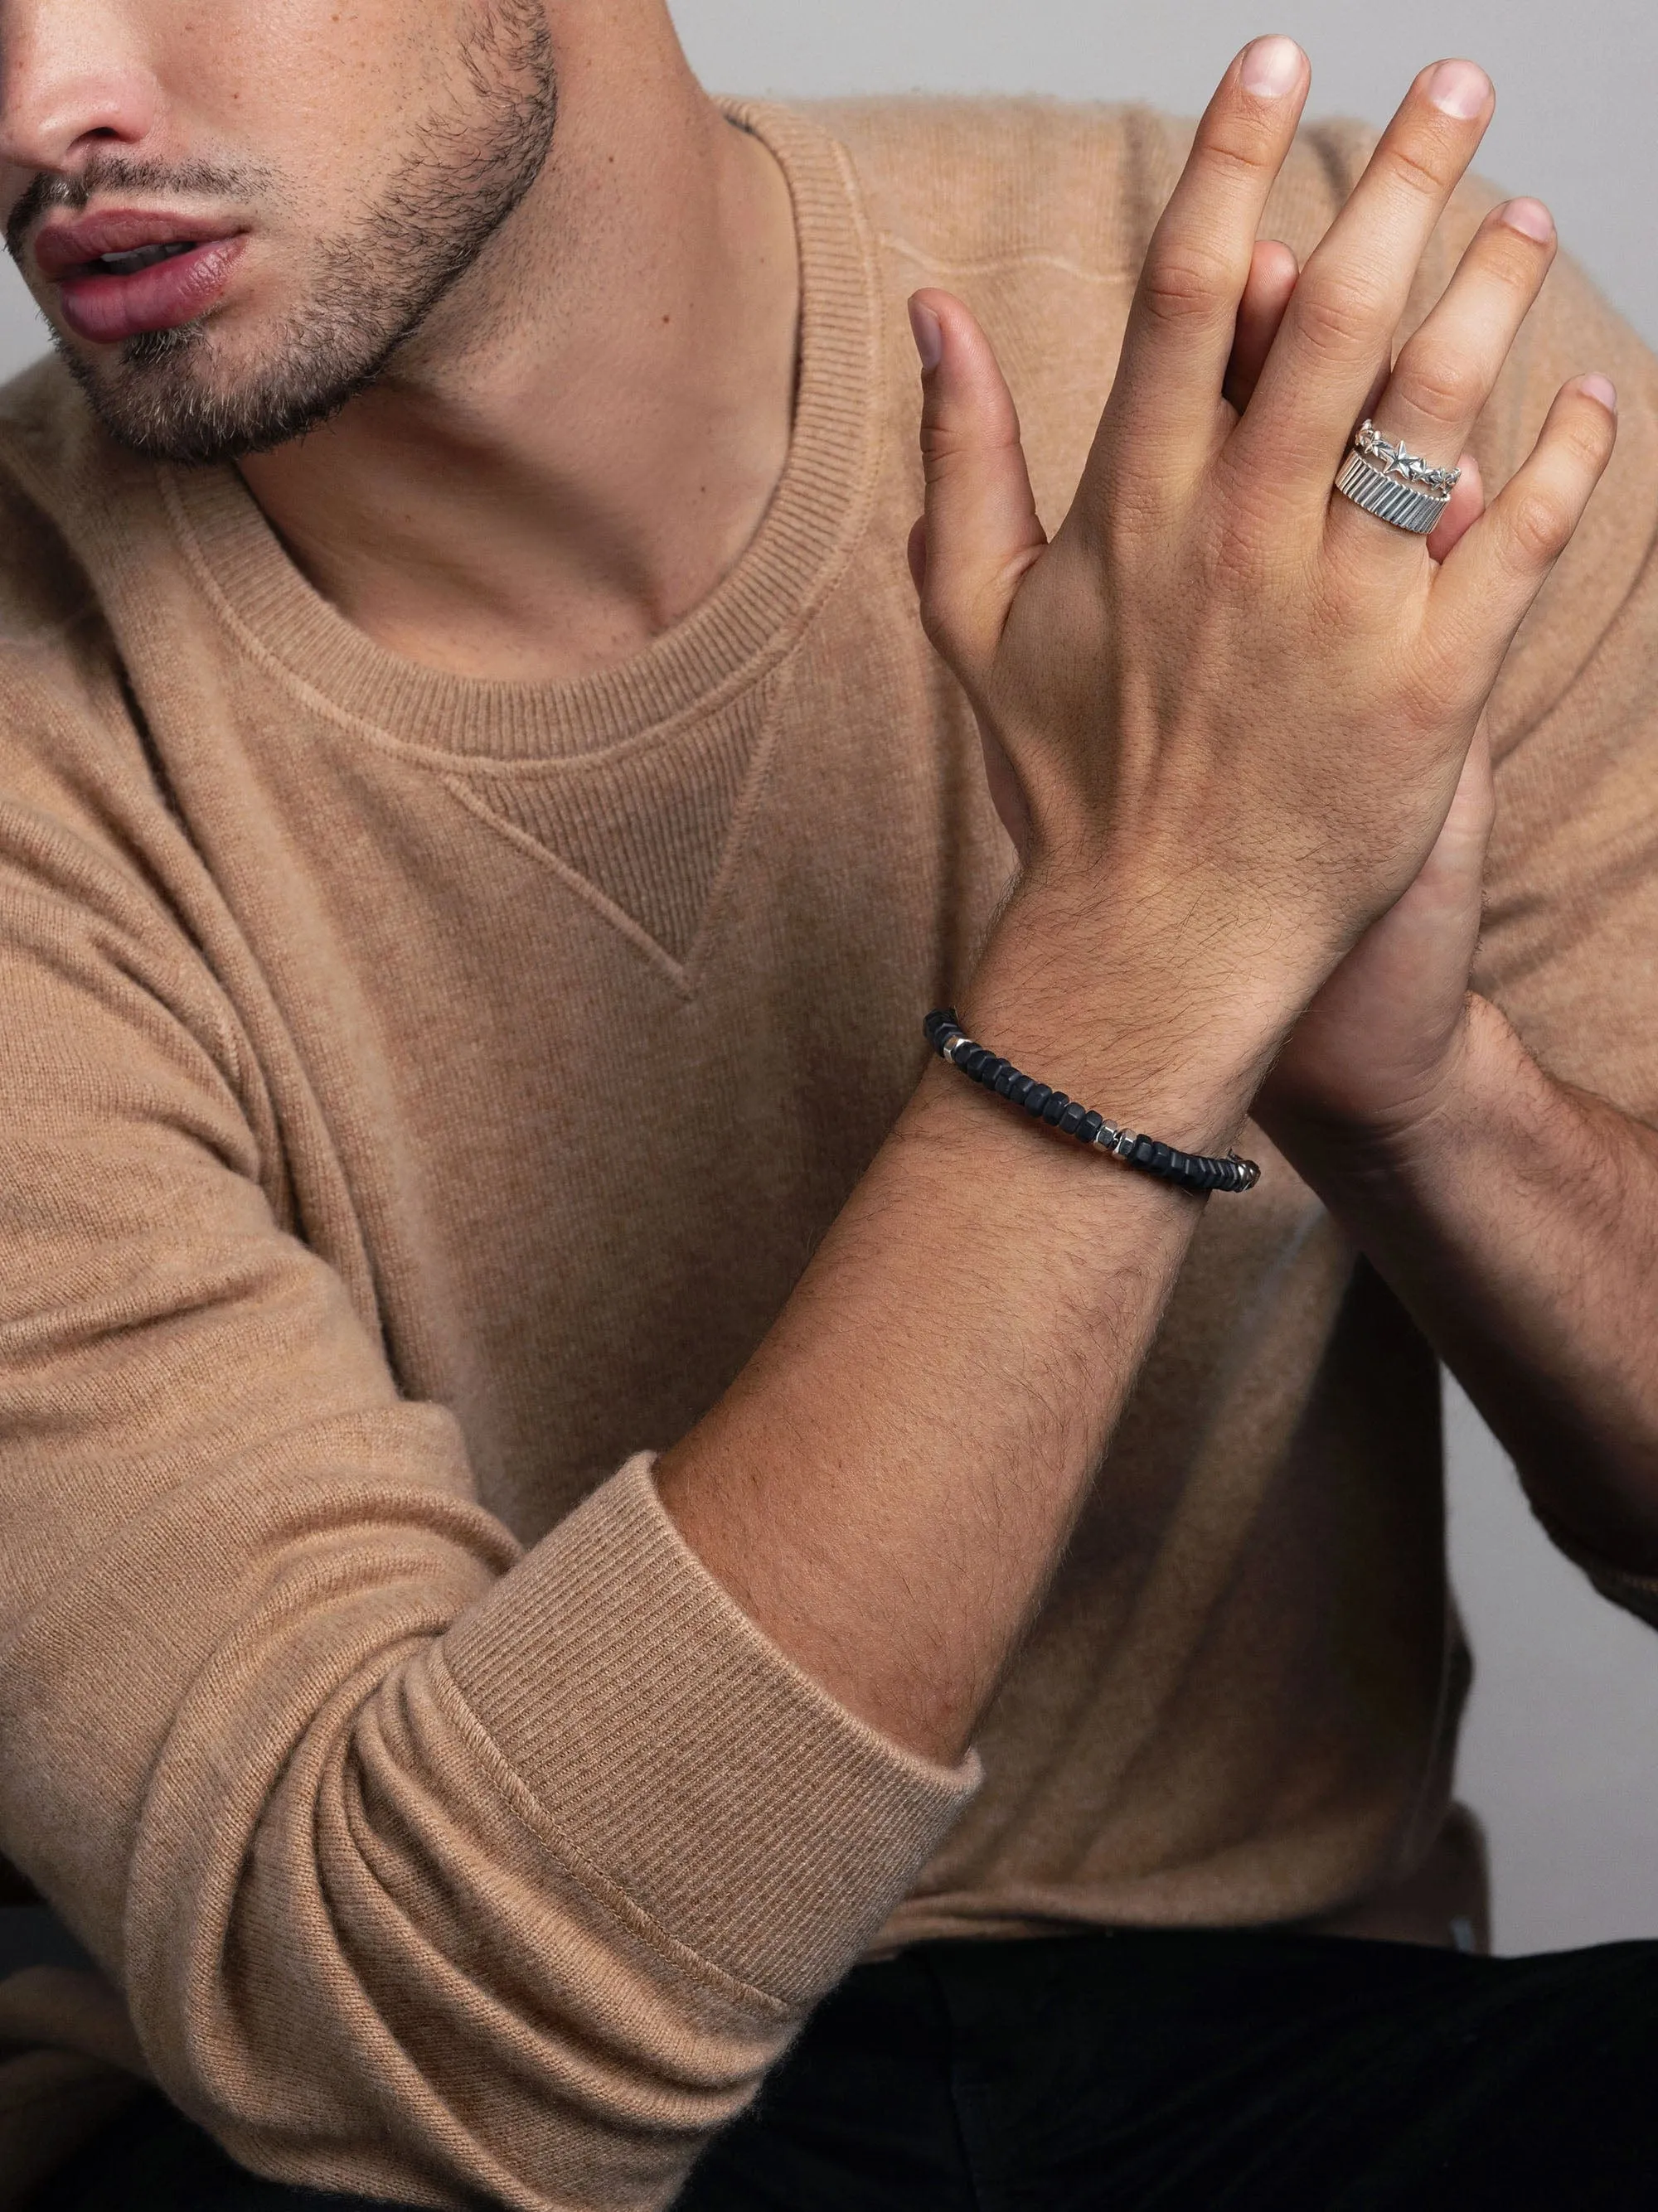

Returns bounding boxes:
[161,100,880,762]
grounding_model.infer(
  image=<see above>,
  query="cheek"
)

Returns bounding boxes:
[148,0,457,192]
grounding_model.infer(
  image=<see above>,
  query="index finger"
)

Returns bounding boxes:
[1098,36,1310,479]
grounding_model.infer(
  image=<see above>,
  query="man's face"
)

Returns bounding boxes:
[0,0,557,463]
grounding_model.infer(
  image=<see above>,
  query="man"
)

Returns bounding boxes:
[0,0,1654,2205]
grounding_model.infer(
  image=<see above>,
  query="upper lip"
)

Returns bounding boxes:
[33,209,242,281]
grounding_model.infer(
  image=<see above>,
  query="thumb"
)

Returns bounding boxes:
[909,289,1046,680]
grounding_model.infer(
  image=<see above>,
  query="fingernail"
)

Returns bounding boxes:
[908,297,942,375]
[1579,373,1617,414]
[1499,196,1553,244]
[1427,59,1492,119]
[1240,35,1303,99]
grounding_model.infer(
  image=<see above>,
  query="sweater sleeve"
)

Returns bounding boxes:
[1297,122,1658,1125]
[0,804,975,2205]
[1466,253,1658,1632]
[1461,239,1658,1132]
[1299,126,1658,1631]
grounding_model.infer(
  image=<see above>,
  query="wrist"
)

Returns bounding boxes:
[965,869,1308,1154]
[1267,994,1511,1189]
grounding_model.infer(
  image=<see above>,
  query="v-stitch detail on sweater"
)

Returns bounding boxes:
[439,661,793,991]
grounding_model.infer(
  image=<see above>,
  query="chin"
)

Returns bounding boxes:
[53,306,385,467]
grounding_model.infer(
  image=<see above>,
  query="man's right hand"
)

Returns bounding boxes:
[906,39,1614,1103]
[660,41,1617,1770]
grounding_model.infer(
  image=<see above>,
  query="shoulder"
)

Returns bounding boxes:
[795,95,1365,280]
[778,96,1365,528]
[0,359,173,855]
[799,96,1658,737]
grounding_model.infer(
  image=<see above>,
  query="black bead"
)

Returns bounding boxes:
[928,1003,1258,1195]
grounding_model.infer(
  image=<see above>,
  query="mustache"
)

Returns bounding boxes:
[6,154,275,260]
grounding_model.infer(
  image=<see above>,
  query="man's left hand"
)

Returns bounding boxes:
[1177,234,1658,1566]
[1257,712,1492,1159]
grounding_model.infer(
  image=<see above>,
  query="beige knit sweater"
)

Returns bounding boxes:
[1,95,1656,2211]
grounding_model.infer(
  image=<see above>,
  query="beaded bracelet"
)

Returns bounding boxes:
[924,1009,1261,1195]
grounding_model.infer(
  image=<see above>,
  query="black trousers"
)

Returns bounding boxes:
[36,1928,1658,2211]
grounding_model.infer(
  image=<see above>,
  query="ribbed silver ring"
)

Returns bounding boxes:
[1334,450,1451,536]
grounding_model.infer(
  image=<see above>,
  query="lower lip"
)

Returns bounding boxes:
[57,236,247,345]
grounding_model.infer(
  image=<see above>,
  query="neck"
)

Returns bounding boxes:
[238,17,800,685]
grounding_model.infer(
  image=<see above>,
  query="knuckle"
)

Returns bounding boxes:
[1399,646,1460,725]
[1482,223,1552,293]
[1505,488,1568,564]
[1399,683,1451,745]
[919,427,1016,486]
[918,582,977,670]
[1194,128,1274,186]
[1391,341,1483,428]
[1319,540,1386,629]
[1203,474,1281,584]
[1139,239,1237,327]
[920,561,1019,677]
[1292,275,1379,361]
[1377,133,1452,205]
[1563,416,1613,472]
[919,420,972,472]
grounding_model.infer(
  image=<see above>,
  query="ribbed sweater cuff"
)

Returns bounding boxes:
[440,1454,978,2008]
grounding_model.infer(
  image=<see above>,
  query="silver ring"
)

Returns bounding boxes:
[1334,420,1461,536]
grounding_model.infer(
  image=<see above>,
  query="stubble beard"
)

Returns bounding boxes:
[45,0,558,466]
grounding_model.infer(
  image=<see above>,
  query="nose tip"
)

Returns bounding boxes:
[0,15,165,186]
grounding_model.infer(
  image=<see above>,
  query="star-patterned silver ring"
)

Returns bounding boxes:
[1334,420,1462,536]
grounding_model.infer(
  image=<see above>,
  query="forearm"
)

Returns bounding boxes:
[1277,990,1658,1570]
[659,39,1623,1771]
[657,883,1288,1764]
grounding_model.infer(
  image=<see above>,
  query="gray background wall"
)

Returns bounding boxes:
[0,2,1650,1951]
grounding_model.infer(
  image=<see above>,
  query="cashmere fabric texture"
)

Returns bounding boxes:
[0,96,1655,2210]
